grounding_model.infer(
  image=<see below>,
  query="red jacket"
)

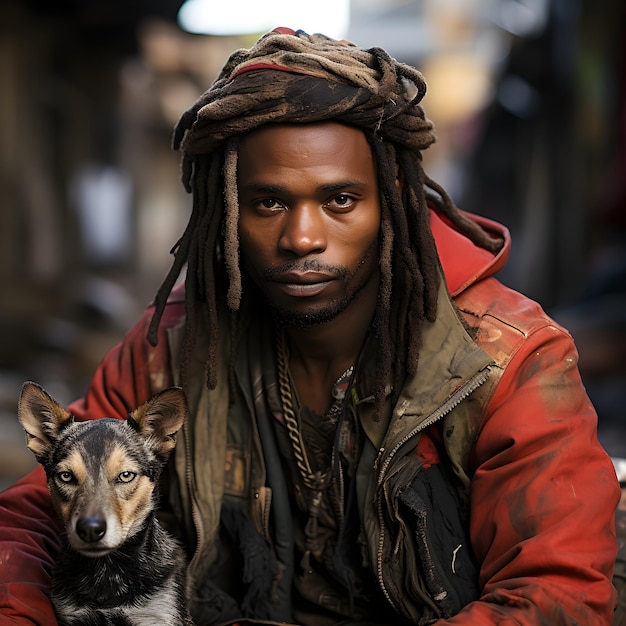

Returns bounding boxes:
[0,211,619,624]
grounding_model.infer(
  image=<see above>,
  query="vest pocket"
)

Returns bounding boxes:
[398,463,480,618]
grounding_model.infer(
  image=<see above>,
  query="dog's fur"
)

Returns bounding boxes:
[18,382,194,626]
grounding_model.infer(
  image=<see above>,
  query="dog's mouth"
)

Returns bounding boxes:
[68,537,120,557]
[74,545,118,558]
[68,514,129,557]
[68,529,124,557]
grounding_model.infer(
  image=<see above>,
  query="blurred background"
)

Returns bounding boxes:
[0,0,624,487]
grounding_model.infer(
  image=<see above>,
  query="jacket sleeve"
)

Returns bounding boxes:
[440,323,620,624]
[0,299,180,624]
[0,467,62,625]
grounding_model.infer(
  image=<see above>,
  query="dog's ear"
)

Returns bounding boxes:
[18,382,74,460]
[128,387,187,457]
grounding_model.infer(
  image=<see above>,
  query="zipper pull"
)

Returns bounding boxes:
[374,447,385,471]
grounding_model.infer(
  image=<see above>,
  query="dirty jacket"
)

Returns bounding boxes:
[0,210,619,625]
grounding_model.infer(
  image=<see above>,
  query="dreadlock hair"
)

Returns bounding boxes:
[147,27,502,413]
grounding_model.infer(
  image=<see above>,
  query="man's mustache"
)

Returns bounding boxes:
[263,260,348,280]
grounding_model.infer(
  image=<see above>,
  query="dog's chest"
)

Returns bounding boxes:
[55,585,184,625]
[119,587,183,625]
[52,548,190,626]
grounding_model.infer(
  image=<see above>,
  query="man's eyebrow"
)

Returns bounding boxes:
[319,181,368,192]
[239,183,285,194]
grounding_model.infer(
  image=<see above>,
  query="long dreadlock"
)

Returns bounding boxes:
[147,28,502,412]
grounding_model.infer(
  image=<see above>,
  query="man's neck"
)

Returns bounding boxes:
[283,278,377,416]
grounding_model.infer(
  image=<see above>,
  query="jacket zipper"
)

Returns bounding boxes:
[374,365,492,611]
[185,418,205,571]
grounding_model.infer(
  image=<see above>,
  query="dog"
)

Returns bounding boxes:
[18,381,194,626]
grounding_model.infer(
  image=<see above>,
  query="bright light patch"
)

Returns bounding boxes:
[177,0,350,39]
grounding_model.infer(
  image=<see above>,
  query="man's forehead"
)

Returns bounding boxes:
[237,123,378,191]
[239,121,368,144]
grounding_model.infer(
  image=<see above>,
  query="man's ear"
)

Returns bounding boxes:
[18,382,74,461]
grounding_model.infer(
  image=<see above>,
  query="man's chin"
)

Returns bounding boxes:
[270,303,346,329]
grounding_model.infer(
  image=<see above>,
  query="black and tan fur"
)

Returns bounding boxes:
[18,382,194,626]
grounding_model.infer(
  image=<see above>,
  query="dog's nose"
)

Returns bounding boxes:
[76,516,107,543]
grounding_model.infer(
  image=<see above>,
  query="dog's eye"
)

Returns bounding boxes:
[117,471,137,483]
[56,471,75,484]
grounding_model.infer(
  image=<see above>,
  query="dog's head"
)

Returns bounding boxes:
[18,382,187,556]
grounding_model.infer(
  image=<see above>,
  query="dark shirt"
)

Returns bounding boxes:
[270,348,403,625]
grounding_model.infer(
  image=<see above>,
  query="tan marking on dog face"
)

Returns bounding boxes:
[105,445,141,493]
[50,449,88,523]
[104,443,155,541]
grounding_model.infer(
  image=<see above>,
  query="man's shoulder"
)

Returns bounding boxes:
[144,283,187,330]
[454,276,572,368]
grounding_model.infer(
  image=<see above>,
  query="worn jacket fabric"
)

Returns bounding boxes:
[0,210,619,624]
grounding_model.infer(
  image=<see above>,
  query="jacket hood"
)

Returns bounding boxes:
[430,209,510,297]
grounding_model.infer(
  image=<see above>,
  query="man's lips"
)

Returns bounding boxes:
[270,271,335,297]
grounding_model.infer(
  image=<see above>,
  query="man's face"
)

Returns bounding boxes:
[237,122,381,327]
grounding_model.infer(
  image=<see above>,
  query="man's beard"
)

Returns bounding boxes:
[269,291,355,328]
[264,243,379,329]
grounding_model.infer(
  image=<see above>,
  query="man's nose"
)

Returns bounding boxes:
[278,205,327,256]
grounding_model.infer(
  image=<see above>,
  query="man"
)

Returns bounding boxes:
[0,27,620,625]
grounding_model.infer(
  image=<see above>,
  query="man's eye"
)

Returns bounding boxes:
[253,198,286,215]
[260,199,281,209]
[327,194,355,210]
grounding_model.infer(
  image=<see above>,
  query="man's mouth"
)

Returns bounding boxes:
[271,271,335,297]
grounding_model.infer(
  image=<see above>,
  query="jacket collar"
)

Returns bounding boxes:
[327,209,508,454]
[360,280,494,467]
[430,209,510,296]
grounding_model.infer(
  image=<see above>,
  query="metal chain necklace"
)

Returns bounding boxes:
[276,329,359,573]
[276,330,329,492]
